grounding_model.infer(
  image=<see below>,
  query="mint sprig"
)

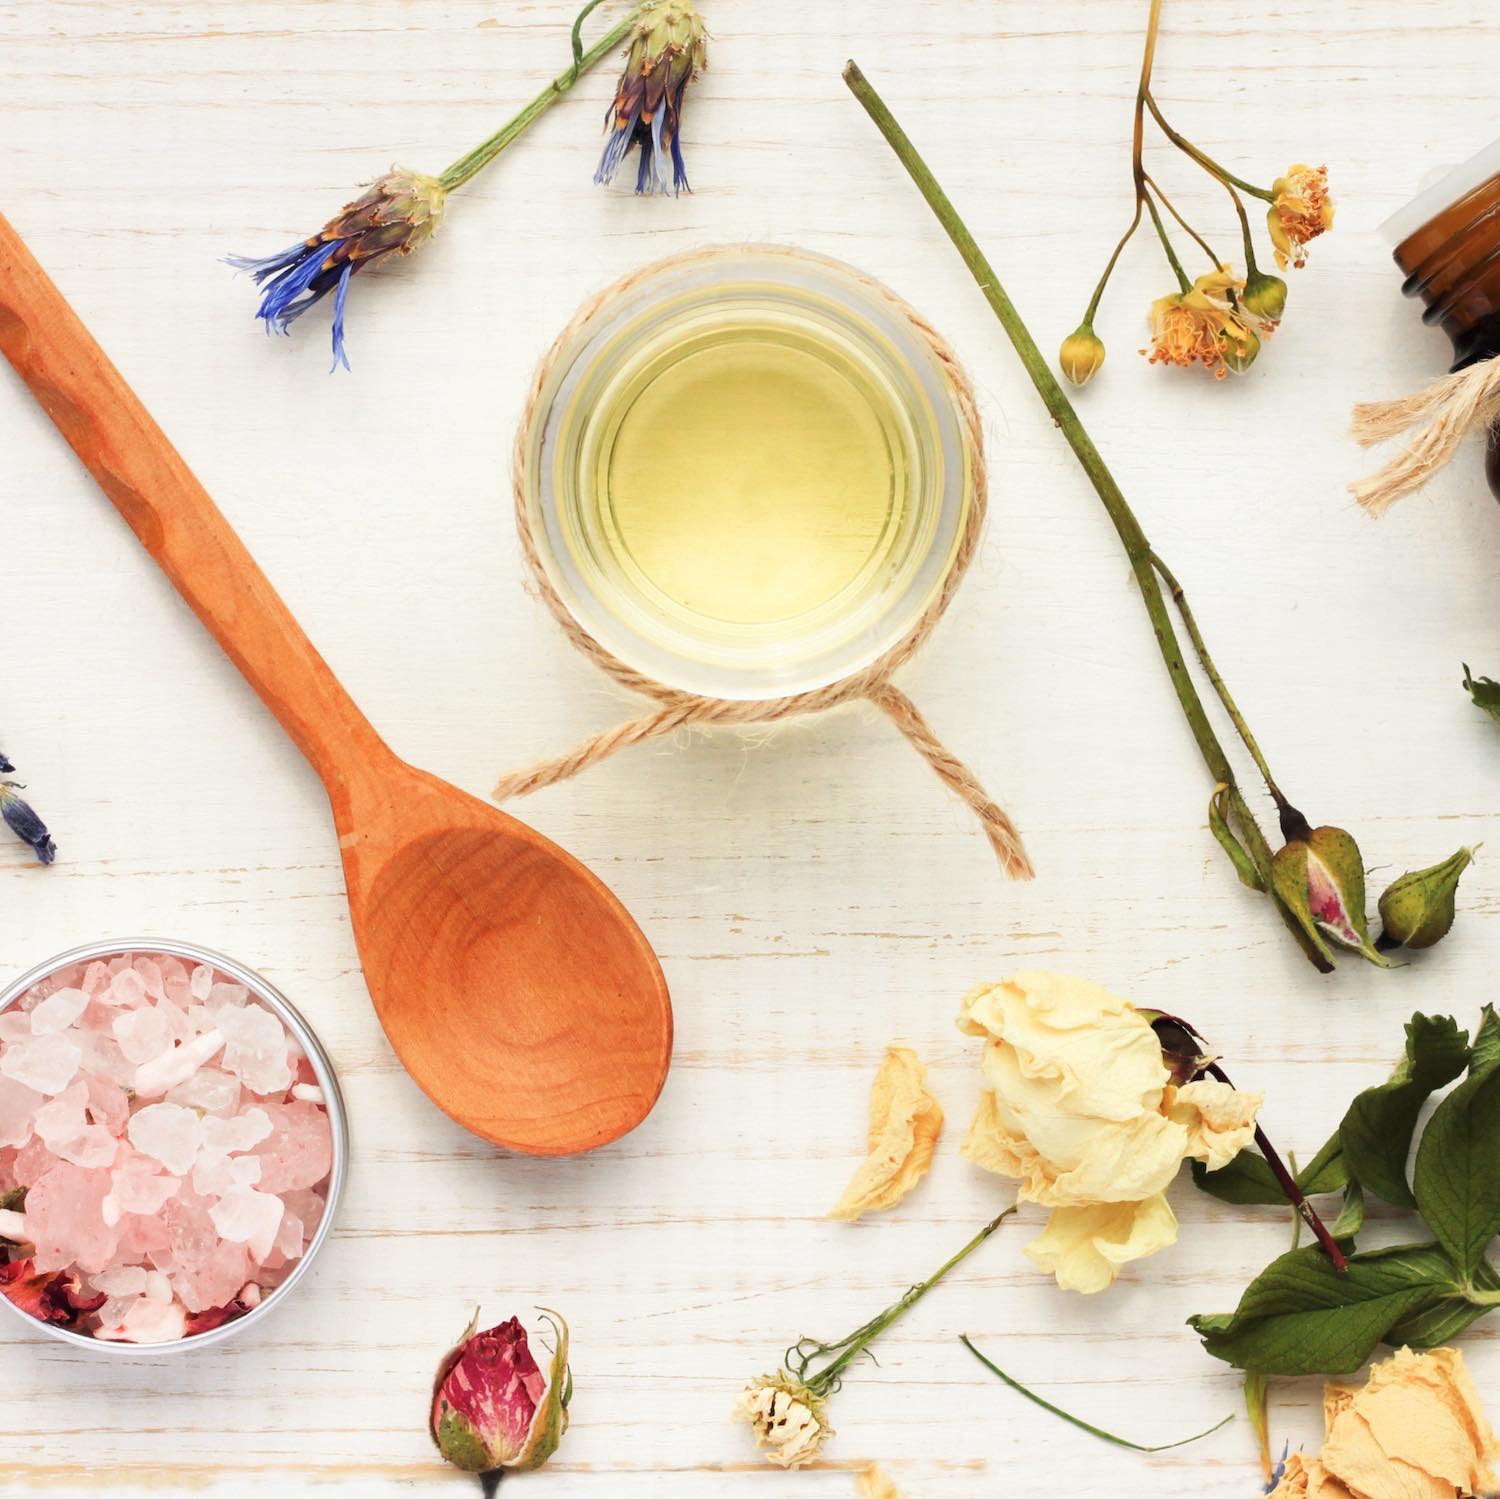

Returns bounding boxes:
[1190,1008,1500,1375]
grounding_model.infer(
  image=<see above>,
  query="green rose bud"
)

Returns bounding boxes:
[1377,846,1477,950]
[1058,323,1106,386]
[1241,270,1288,325]
[1271,823,1392,969]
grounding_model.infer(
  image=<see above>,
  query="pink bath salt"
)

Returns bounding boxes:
[104,1160,182,1225]
[112,1007,174,1066]
[96,1295,186,1344]
[84,1075,129,1136]
[291,1083,324,1105]
[73,1032,137,1090]
[156,995,194,1045]
[0,1076,44,1149]
[25,1163,118,1274]
[210,1187,284,1264]
[216,1005,292,1097]
[0,1014,30,1045]
[208,983,249,1009]
[105,968,147,1008]
[81,962,110,999]
[89,1265,147,1298]
[203,1108,272,1157]
[132,957,166,1002]
[189,965,213,1002]
[0,1208,27,1242]
[116,1211,172,1267]
[162,1188,218,1265]
[13,1136,57,1187]
[191,1152,260,1199]
[0,1033,81,1096]
[163,973,193,1011]
[34,1082,116,1169]
[165,1068,240,1118]
[133,1029,226,1099]
[127,1103,203,1176]
[172,1238,251,1315]
[29,988,89,1035]
[252,1100,332,1193]
[272,1209,304,1263]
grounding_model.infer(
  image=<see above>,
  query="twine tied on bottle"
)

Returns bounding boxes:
[1350,357,1500,515]
[493,247,1034,880]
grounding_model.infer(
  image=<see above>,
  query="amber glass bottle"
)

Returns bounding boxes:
[1386,144,1500,498]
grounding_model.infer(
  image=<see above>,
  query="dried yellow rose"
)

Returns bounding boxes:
[732,1372,828,1470]
[856,1464,905,1498]
[1271,1347,1499,1499]
[957,972,1261,1292]
[829,1047,944,1222]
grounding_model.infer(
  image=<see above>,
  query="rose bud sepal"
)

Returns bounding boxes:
[430,1309,572,1476]
[1377,845,1477,950]
[1270,819,1393,968]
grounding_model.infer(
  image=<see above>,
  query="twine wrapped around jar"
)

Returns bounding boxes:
[1350,357,1500,514]
[494,248,1034,880]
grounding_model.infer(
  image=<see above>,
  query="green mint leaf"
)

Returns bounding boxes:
[1339,1013,1469,1208]
[1463,665,1500,726]
[1413,1049,1500,1274]
[1386,1255,1500,1349]
[1191,1131,1345,1207]
[1188,1241,1459,1375]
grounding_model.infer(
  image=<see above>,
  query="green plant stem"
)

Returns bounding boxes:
[1083,207,1142,323]
[439,2,641,191]
[570,0,609,63]
[1144,173,1220,268]
[1144,190,1191,291]
[1147,551,1290,809]
[841,61,1279,891]
[961,1336,1234,1452]
[1144,90,1273,201]
[794,1210,1012,1398]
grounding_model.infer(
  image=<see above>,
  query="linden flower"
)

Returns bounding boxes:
[1268,163,1335,270]
[958,973,1261,1294]
[1146,267,1259,378]
[1270,1347,1500,1499]
[733,1372,829,1470]
[828,1047,943,1221]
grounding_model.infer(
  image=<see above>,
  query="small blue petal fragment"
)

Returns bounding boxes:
[226,238,355,365]
[0,752,13,774]
[0,784,55,865]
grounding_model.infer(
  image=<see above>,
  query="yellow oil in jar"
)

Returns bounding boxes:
[590,324,907,631]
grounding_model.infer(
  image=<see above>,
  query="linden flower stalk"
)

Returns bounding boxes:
[229,0,653,368]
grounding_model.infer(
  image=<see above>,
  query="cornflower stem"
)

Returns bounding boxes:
[793,1210,1012,1398]
[438,1,643,191]
[1144,173,1220,268]
[1144,90,1274,201]
[1205,1063,1348,1273]
[1147,550,1289,807]
[841,63,1274,863]
[570,0,609,63]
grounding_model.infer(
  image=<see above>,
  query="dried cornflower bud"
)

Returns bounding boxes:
[1241,268,1288,326]
[1059,323,1107,386]
[0,782,55,865]
[1267,163,1334,270]
[596,0,708,195]
[1377,846,1476,950]
[1270,820,1390,968]
[0,751,13,774]
[228,168,446,370]
[430,1310,571,1476]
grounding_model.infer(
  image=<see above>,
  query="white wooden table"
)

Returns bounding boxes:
[3,1,1499,1492]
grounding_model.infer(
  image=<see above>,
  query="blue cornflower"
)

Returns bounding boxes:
[0,751,12,774]
[0,783,55,865]
[595,0,707,196]
[1265,1440,1289,1492]
[228,169,446,370]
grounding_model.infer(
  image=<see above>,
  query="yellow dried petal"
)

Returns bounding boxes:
[1023,1194,1178,1294]
[855,1465,905,1499]
[829,1047,943,1221]
[1270,1452,1359,1498]
[1170,1079,1263,1170]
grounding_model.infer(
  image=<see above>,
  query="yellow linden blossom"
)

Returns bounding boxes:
[855,1465,905,1499]
[829,1047,944,1221]
[732,1373,829,1470]
[1270,1347,1500,1499]
[957,972,1261,1293]
[1268,163,1335,270]
[1146,266,1260,379]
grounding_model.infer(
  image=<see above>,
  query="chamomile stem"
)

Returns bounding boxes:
[439,1,642,191]
[1144,174,1220,268]
[1144,91,1274,201]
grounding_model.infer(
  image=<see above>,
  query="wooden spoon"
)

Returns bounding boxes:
[0,212,672,1156]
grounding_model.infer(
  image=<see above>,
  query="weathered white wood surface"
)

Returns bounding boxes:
[2,1,1499,1492]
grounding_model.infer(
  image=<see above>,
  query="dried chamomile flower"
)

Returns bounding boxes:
[828,1046,943,1222]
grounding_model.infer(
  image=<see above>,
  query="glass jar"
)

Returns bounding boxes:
[1383,139,1500,499]
[520,245,974,701]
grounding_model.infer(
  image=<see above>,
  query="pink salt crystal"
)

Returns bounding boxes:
[0,1014,32,1044]
[112,1007,174,1065]
[189,966,213,1003]
[118,1211,172,1266]
[0,1208,27,1242]
[208,983,249,1009]
[133,1029,225,1098]
[172,1239,250,1314]
[106,968,147,1007]
[13,1136,57,1186]
[272,1209,304,1262]
[192,1152,260,1198]
[29,988,89,1035]
[210,1187,284,1263]
[91,1265,147,1297]
[241,1281,262,1307]
[106,956,129,976]
[217,1005,293,1096]
[127,1103,203,1176]
[290,1083,324,1105]
[163,974,193,1010]
[145,1269,171,1304]
[203,1108,272,1156]
[133,957,166,1001]
[34,1084,116,1170]
[252,1101,332,1193]
[0,1076,44,1148]
[84,1074,129,1135]
[0,1033,81,1095]
[104,1160,182,1225]
[165,1068,239,1118]
[162,1188,218,1265]
[74,1032,137,1089]
[82,962,110,998]
[97,1296,187,1344]
[25,1163,118,1274]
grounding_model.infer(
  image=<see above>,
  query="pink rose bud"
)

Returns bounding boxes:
[1270,821,1392,969]
[430,1310,571,1476]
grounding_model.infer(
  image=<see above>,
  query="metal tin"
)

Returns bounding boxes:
[0,939,348,1355]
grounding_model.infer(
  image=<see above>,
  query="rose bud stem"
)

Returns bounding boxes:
[1204,1061,1347,1273]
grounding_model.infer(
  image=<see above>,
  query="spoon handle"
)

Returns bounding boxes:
[0,211,384,783]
